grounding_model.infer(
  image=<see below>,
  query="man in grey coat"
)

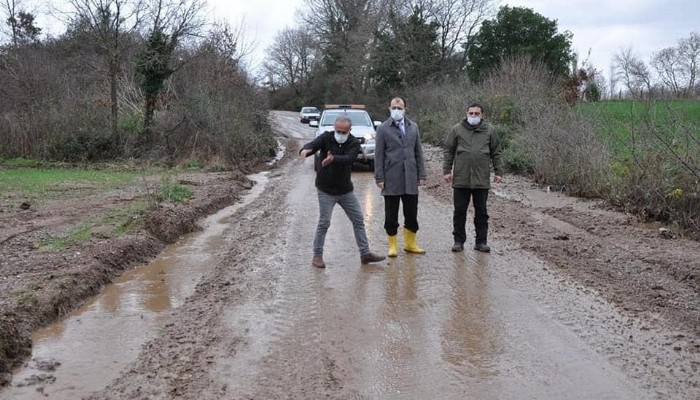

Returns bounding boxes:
[375,97,427,257]
[443,102,503,253]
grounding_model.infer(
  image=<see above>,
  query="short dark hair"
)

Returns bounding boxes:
[391,96,407,108]
[468,102,484,113]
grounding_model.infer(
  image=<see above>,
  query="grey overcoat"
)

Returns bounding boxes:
[374,117,426,196]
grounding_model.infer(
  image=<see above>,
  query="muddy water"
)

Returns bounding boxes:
[3,172,270,400]
[210,158,651,399]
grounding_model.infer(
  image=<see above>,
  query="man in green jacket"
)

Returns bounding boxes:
[443,103,503,253]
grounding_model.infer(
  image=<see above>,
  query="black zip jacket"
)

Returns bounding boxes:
[301,131,361,195]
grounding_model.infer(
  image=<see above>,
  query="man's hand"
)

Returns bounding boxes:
[493,175,502,184]
[299,149,311,161]
[418,179,425,187]
[443,173,453,183]
[321,153,334,167]
[377,182,384,190]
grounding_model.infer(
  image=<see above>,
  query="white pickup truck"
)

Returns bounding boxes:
[309,104,381,171]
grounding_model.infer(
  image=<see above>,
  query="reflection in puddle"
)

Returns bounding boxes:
[441,252,501,378]
[3,172,269,400]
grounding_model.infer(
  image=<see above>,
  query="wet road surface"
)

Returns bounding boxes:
[3,111,690,399]
[209,148,648,399]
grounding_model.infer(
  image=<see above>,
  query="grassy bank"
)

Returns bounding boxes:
[574,100,699,235]
[576,100,700,157]
[0,162,194,247]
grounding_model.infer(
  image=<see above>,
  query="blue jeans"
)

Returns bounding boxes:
[314,190,370,256]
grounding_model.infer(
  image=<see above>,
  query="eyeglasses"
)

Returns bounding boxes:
[335,130,349,134]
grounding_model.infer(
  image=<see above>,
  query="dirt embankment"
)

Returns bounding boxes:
[0,162,263,385]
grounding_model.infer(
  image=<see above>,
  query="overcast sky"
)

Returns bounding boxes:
[213,0,699,79]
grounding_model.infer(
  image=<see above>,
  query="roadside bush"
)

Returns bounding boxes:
[170,42,275,168]
[157,176,193,204]
[0,26,274,168]
[596,102,700,235]
[408,56,699,235]
[0,41,123,161]
[477,58,610,196]
[496,124,533,173]
[52,130,116,162]
[405,78,472,145]
[118,112,143,136]
[408,57,609,196]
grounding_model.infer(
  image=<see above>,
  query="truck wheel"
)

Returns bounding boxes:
[368,160,375,172]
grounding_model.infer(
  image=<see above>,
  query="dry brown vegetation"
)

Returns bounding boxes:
[0,7,273,168]
[407,57,699,236]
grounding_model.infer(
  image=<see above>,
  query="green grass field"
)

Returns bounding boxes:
[0,163,195,247]
[0,166,193,204]
[576,100,700,157]
[0,167,139,197]
[577,100,700,123]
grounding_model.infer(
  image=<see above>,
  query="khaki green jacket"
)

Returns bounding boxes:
[443,120,503,189]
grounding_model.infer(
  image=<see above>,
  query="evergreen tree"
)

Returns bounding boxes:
[371,7,441,95]
[467,6,573,82]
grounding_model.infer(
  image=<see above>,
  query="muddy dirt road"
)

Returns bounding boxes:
[4,111,700,399]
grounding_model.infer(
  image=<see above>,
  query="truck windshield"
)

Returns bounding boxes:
[321,111,372,127]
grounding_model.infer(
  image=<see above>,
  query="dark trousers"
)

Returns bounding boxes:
[383,194,419,236]
[453,188,489,245]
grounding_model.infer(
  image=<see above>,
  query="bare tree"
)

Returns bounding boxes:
[678,31,699,97]
[614,47,651,98]
[137,0,206,149]
[1,0,22,46]
[652,46,683,96]
[264,27,316,92]
[66,0,145,138]
[1,0,40,47]
[650,31,700,99]
[608,63,617,99]
[299,0,387,99]
[300,0,386,46]
[403,0,494,76]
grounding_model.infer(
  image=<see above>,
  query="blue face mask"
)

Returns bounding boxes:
[390,109,405,121]
[334,132,348,143]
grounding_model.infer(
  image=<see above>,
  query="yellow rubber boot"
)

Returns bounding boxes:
[403,228,426,254]
[388,235,398,257]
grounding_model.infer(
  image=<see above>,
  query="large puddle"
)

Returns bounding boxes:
[3,172,270,400]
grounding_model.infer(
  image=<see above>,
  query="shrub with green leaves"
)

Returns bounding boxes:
[156,177,193,204]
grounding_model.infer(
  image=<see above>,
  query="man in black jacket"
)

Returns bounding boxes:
[300,116,385,268]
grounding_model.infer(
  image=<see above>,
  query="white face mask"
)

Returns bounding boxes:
[467,116,481,126]
[334,132,349,144]
[390,109,405,121]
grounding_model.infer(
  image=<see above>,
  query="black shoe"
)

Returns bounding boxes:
[474,243,491,252]
[451,242,464,252]
[361,252,386,264]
